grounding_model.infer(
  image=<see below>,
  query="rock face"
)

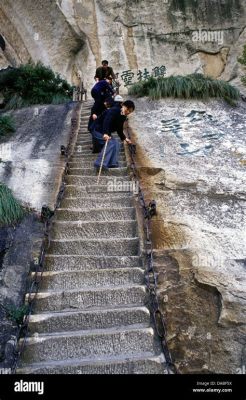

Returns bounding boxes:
[0,103,76,211]
[0,103,78,369]
[0,0,246,91]
[129,97,246,373]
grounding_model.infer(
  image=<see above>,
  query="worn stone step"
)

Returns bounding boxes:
[60,196,133,209]
[76,134,93,138]
[27,285,146,312]
[18,354,166,374]
[64,185,133,197]
[20,327,156,364]
[72,153,125,159]
[68,161,127,168]
[44,255,141,271]
[70,154,126,161]
[28,306,150,334]
[51,220,137,239]
[78,131,89,134]
[55,207,136,221]
[35,268,144,291]
[75,143,124,149]
[75,144,124,152]
[47,237,139,256]
[68,167,128,177]
[65,175,130,186]
[76,139,93,145]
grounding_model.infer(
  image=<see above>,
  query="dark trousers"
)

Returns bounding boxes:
[92,130,121,168]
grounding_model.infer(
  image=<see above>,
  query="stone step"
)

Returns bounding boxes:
[44,255,141,271]
[27,285,146,312]
[78,130,89,134]
[77,131,90,135]
[72,152,125,159]
[28,306,150,334]
[60,196,132,209]
[17,354,166,374]
[54,207,136,221]
[68,167,128,177]
[20,327,156,364]
[47,237,139,256]
[64,185,133,197]
[51,220,137,239]
[35,268,144,291]
[68,161,127,168]
[75,144,125,152]
[75,140,93,145]
[65,175,130,186]
[70,154,126,161]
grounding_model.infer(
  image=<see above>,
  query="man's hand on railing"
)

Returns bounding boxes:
[124,137,132,145]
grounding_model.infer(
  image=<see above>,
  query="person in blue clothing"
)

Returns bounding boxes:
[88,78,114,132]
[91,97,115,153]
[93,100,135,170]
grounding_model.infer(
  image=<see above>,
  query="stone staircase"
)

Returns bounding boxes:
[18,103,166,374]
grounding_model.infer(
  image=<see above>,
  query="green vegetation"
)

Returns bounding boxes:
[0,183,27,226]
[238,44,246,86]
[0,62,73,110]
[5,304,28,325]
[128,74,240,105]
[0,115,15,137]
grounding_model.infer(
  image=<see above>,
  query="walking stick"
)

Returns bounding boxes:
[97,138,109,185]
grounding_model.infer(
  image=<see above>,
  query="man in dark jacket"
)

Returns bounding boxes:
[93,100,135,169]
[95,60,116,80]
[88,78,114,132]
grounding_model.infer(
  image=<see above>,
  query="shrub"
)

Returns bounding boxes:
[0,183,26,226]
[128,73,240,105]
[5,304,28,325]
[0,115,15,137]
[0,62,73,109]
[238,44,246,87]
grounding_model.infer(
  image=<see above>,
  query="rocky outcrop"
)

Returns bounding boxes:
[0,103,76,211]
[0,102,78,369]
[129,97,246,373]
[0,0,245,91]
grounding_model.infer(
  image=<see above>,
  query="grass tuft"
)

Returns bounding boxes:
[0,183,26,226]
[0,115,15,137]
[128,73,240,105]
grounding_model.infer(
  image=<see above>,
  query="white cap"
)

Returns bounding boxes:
[114,95,124,102]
